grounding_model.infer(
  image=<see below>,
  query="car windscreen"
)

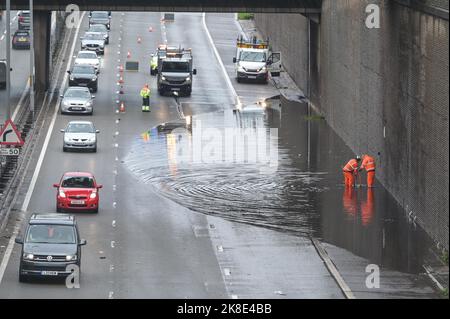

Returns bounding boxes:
[77,52,97,59]
[89,25,107,32]
[84,33,104,40]
[91,12,109,19]
[64,89,91,99]
[61,176,95,188]
[26,225,76,244]
[72,65,95,74]
[66,123,95,133]
[240,51,266,62]
[161,62,190,73]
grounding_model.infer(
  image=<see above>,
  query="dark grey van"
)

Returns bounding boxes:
[15,214,87,282]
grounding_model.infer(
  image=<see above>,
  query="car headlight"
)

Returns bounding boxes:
[185,76,191,82]
[85,101,92,107]
[59,190,66,198]
[62,100,69,106]
[23,253,34,260]
[69,76,74,81]
[91,76,97,81]
[161,76,166,81]
[238,65,246,72]
[258,66,267,73]
[90,192,97,199]
[66,255,77,261]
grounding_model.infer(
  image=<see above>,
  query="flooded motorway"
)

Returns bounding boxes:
[123,97,434,276]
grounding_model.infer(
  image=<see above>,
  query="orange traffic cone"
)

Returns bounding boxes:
[127,51,131,58]
[118,76,124,84]
[137,37,141,44]
[148,26,153,32]
[119,102,126,113]
[119,65,124,72]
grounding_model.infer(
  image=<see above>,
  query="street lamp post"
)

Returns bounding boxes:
[29,0,35,120]
[5,0,11,121]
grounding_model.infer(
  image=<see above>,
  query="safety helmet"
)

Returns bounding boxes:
[356,155,361,161]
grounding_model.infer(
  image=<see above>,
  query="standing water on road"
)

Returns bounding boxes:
[124,97,433,275]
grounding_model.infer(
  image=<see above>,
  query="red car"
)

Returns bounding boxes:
[53,172,102,213]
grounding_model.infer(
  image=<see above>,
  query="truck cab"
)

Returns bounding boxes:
[233,36,281,84]
[156,46,197,96]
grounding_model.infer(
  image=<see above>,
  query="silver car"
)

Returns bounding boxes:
[60,87,95,115]
[88,24,109,44]
[81,32,106,55]
[61,121,99,152]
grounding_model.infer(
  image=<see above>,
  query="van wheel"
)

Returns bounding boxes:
[19,273,28,283]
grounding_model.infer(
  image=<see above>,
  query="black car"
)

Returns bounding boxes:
[18,10,31,30]
[89,11,111,30]
[15,214,87,282]
[68,65,98,92]
[0,60,6,89]
[12,30,30,50]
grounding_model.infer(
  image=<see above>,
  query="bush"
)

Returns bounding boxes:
[238,13,254,20]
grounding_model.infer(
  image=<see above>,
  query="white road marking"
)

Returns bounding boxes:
[108,291,114,299]
[311,238,355,299]
[0,12,86,287]
[112,220,116,227]
[231,294,238,299]
[224,268,231,276]
[111,241,115,248]
[202,13,239,104]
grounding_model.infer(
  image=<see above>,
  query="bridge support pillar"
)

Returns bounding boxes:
[33,10,51,101]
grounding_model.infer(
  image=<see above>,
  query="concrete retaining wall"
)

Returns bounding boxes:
[254,0,449,249]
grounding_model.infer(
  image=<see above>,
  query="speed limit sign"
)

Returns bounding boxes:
[0,148,20,156]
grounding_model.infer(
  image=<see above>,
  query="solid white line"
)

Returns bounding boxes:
[234,13,248,41]
[11,82,30,122]
[311,238,355,299]
[0,12,86,287]
[201,13,239,104]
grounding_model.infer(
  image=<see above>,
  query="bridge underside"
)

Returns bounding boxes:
[3,0,323,13]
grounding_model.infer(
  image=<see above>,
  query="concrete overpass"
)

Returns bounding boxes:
[1,0,322,97]
[1,0,323,13]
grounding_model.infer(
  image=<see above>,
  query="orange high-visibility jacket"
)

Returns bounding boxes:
[361,155,376,171]
[343,159,359,172]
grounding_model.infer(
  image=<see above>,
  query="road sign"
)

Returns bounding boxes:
[0,119,25,146]
[125,61,139,71]
[0,147,20,156]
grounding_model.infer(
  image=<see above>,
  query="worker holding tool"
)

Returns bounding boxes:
[343,156,361,187]
[359,154,376,188]
[140,84,151,112]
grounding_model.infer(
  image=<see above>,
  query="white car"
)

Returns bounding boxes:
[61,120,99,152]
[74,51,100,72]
